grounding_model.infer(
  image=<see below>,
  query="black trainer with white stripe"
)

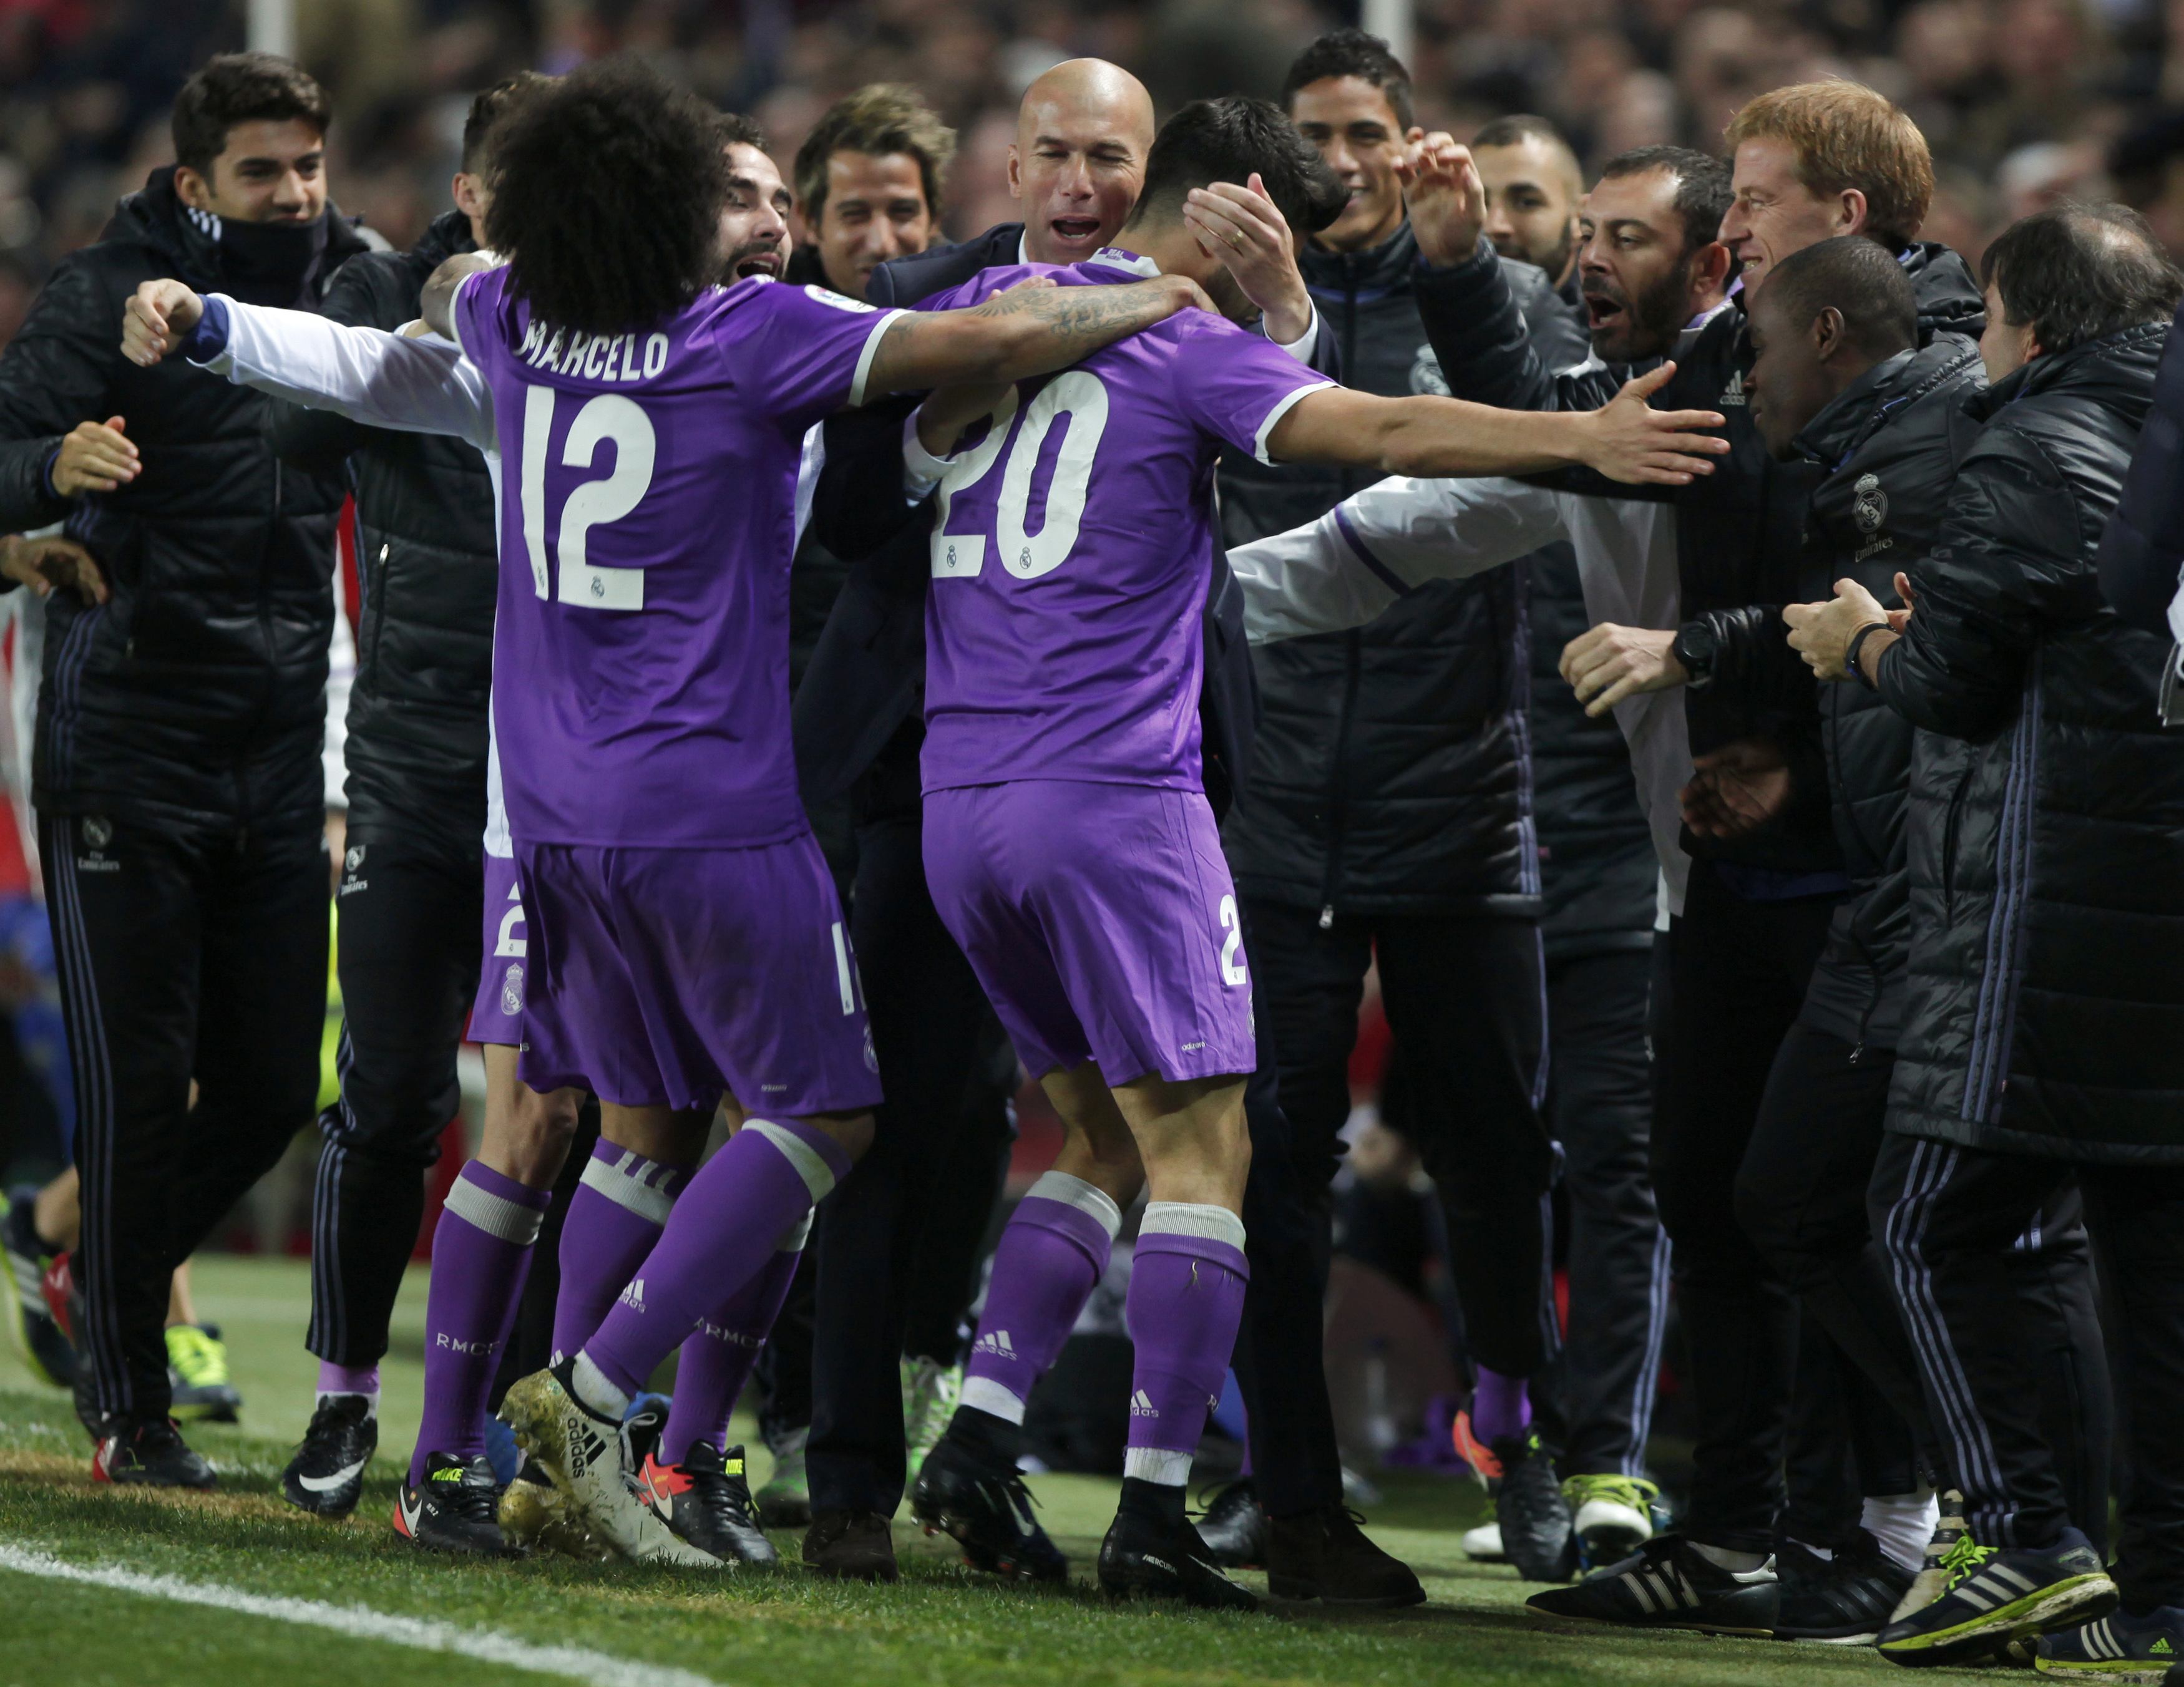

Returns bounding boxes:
[1875,1527,2115,1666]
[1524,1534,1780,1636]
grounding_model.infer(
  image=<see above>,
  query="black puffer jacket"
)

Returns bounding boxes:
[1217,221,1553,918]
[2095,298,2184,637]
[0,168,367,833]
[1706,337,1987,1049]
[1418,236,1986,881]
[1878,323,2184,1163]
[264,210,494,855]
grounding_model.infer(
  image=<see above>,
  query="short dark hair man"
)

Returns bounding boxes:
[1787,203,2184,1670]
[1217,32,1589,1581]
[0,51,366,1487]
[1472,115,1585,298]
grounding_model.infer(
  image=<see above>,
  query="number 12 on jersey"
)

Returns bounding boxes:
[519,384,656,611]
[931,372,1110,583]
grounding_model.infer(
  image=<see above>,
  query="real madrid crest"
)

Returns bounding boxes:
[1853,472,1888,536]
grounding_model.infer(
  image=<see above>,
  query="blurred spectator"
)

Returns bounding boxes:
[4,0,2184,324]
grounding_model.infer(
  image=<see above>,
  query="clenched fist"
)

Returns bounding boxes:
[121,279,206,367]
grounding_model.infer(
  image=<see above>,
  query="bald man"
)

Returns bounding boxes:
[789,68,1418,1603]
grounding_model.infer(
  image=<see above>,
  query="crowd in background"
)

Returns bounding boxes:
[4,0,2184,343]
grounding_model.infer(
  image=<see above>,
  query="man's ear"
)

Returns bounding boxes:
[1690,237,1734,299]
[1836,186,1869,238]
[1813,304,1847,362]
[1006,144,1023,200]
[451,171,486,225]
[173,164,213,213]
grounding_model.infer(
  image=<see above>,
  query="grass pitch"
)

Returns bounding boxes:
[0,1257,2004,1687]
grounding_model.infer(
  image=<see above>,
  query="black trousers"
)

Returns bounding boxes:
[1737,1023,2110,1546]
[807,810,1010,1515]
[309,831,482,1368]
[1249,900,1557,1381]
[42,809,328,1422]
[1532,945,1670,1479]
[1650,858,1834,1552]
[1873,1136,2153,1592]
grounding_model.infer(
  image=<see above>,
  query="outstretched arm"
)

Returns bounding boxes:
[1229,473,1563,643]
[122,279,493,450]
[1264,363,1728,487]
[862,275,1211,396]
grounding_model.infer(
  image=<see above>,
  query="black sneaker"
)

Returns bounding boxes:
[802,1509,900,1583]
[1775,1530,1916,1643]
[909,1430,1066,1582]
[1493,1431,1577,1583]
[1267,1505,1426,1607]
[1098,1509,1259,1612]
[394,1452,522,1557]
[639,1441,779,1566]
[1876,1528,2116,1666]
[1196,1478,1269,1569]
[2035,1603,2184,1679]
[91,1416,216,1488]
[1526,1534,1780,1635]
[0,1188,74,1389]
[281,1394,378,1518]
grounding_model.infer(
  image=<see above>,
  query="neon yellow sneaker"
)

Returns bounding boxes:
[1562,1472,1660,1568]
[165,1321,240,1422]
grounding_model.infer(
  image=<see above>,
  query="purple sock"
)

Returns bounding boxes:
[581,1119,850,1402]
[410,1161,550,1486]
[658,1214,807,1466]
[960,1171,1121,1424]
[550,1139,691,1363]
[1123,1203,1249,1488]
[1471,1366,1532,1446]
[318,1359,380,1400]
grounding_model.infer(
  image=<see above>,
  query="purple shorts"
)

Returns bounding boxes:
[468,851,529,1047]
[923,780,1255,1084]
[514,833,882,1115]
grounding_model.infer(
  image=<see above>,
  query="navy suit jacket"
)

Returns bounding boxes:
[791,222,1340,817]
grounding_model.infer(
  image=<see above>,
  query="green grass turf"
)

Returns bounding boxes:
[0,1257,2004,1687]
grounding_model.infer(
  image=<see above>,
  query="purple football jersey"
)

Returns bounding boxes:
[916,252,1329,794]
[454,266,902,847]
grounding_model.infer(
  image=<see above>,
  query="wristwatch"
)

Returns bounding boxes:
[1671,620,1717,689]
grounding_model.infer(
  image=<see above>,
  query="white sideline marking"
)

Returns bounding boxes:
[0,1545,723,1687]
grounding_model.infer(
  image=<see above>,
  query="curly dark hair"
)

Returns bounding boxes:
[1280,29,1413,130]
[484,57,729,336]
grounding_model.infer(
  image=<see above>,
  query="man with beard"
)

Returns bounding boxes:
[1458,115,1674,1578]
[0,53,368,1486]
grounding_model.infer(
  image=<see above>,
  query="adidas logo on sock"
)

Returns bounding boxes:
[1129,1390,1158,1419]
[972,1330,1015,1358]
[617,1279,645,1311]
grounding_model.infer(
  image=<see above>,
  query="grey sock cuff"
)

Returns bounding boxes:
[1024,1170,1123,1240]
[744,1120,841,1203]
[1139,1201,1245,1250]
[444,1174,546,1246]
[580,1149,681,1227]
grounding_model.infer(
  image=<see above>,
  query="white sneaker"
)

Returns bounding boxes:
[1889,1489,1968,1622]
[498,1364,718,1567]
[1563,1473,1659,1567]
[900,1356,962,1485]
[1463,1520,1507,1562]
